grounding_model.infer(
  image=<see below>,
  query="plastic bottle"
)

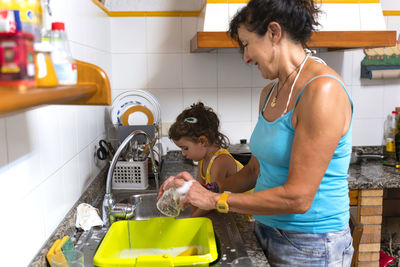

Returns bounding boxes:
[50,22,77,85]
[34,42,58,87]
[384,111,397,161]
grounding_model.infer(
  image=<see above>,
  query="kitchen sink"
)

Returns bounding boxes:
[119,192,192,220]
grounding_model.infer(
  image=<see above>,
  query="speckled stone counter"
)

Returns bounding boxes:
[348,146,400,190]
[31,148,400,267]
[30,151,268,266]
[348,161,400,189]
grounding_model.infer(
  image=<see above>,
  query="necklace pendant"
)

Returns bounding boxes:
[271,96,277,107]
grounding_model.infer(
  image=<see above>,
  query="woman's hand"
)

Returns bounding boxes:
[156,174,188,200]
[157,176,175,200]
[175,172,219,211]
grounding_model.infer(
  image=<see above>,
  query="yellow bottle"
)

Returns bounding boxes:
[34,42,58,87]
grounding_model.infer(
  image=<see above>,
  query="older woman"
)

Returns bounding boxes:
[159,0,354,265]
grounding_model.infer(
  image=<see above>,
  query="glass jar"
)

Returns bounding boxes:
[34,42,58,87]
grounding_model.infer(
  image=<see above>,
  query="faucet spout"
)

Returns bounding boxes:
[103,130,159,226]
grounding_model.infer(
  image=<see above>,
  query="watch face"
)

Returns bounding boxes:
[217,204,228,213]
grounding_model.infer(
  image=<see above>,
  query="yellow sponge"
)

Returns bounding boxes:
[178,247,198,256]
[56,236,70,253]
[46,236,69,266]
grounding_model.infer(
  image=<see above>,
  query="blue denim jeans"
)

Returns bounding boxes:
[254,221,354,267]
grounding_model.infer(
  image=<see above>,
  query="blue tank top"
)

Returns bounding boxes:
[249,75,353,233]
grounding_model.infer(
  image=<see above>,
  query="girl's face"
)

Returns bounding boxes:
[238,25,276,79]
[173,137,207,161]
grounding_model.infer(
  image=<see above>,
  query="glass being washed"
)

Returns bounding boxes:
[157,180,194,217]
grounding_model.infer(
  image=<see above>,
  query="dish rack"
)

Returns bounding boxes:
[108,90,163,190]
[112,160,148,190]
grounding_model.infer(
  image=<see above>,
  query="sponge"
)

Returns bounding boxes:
[178,247,198,256]
[55,236,70,253]
[61,237,76,262]
[46,236,75,266]
[46,238,65,267]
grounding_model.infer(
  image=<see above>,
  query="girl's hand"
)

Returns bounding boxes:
[175,172,219,211]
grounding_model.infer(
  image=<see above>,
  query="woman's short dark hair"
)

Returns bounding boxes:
[169,102,229,148]
[229,0,320,50]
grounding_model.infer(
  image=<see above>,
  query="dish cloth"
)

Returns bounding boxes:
[75,203,103,231]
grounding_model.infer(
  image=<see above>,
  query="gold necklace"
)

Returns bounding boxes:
[271,64,301,108]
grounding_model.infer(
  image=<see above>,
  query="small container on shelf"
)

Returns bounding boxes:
[0,31,36,89]
[50,22,77,85]
[34,42,58,87]
[383,111,397,161]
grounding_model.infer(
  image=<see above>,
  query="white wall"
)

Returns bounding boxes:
[0,1,399,265]
[0,1,111,266]
[110,15,400,149]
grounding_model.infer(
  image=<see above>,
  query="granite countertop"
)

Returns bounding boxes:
[348,160,400,189]
[30,151,268,266]
[31,148,400,266]
[347,146,400,189]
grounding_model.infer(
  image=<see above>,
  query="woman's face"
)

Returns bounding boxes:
[238,25,276,79]
[173,137,206,161]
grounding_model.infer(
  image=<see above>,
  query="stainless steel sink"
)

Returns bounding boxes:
[119,192,192,220]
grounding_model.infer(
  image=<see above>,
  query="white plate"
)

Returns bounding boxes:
[111,90,161,126]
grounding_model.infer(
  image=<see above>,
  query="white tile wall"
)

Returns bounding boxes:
[353,118,385,146]
[217,53,252,88]
[382,0,400,10]
[182,53,217,88]
[112,53,148,89]
[386,16,400,36]
[352,85,384,119]
[2,189,46,265]
[251,87,264,122]
[0,0,111,265]
[41,169,69,237]
[217,88,252,123]
[111,18,147,53]
[183,89,218,111]
[146,17,182,53]
[0,118,8,167]
[1,1,398,264]
[148,88,184,122]
[147,54,182,88]
[383,80,400,116]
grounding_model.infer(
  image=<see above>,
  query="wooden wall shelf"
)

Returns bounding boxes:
[191,31,398,53]
[0,60,111,116]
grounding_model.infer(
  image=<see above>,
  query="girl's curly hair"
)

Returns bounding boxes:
[169,102,229,148]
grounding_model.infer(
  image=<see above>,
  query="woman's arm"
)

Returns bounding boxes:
[178,77,352,215]
[225,77,352,215]
[218,155,259,193]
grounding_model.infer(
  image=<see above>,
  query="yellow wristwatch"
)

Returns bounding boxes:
[216,192,231,213]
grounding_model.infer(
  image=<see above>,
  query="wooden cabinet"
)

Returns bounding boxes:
[0,60,111,115]
[191,31,397,53]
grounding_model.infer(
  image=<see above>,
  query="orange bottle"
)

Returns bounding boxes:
[34,42,58,87]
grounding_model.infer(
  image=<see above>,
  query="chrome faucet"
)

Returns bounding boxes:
[102,130,159,226]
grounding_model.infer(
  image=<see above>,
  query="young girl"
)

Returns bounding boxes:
[168,102,244,217]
